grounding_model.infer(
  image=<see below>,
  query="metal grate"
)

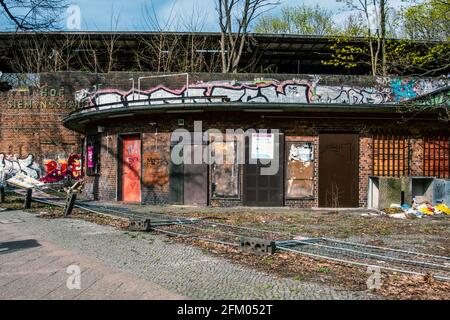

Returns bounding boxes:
[373,130,410,177]
[424,133,450,179]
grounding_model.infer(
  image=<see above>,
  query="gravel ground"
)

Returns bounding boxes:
[0,209,379,300]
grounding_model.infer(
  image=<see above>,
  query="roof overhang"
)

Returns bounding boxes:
[63,102,444,134]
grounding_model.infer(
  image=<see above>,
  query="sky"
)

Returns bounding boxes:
[1,0,418,32]
[69,0,345,31]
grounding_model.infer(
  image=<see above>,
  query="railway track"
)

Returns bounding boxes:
[28,194,450,281]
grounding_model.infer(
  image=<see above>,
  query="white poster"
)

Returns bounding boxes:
[251,133,274,160]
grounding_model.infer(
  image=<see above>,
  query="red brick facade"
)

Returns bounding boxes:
[0,72,447,208]
[80,114,446,208]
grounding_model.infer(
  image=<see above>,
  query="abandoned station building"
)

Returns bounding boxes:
[0,32,449,209]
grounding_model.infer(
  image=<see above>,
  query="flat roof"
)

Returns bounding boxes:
[63,101,446,134]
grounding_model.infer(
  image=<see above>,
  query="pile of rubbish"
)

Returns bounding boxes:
[383,196,450,219]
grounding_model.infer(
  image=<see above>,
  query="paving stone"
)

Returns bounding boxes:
[0,210,378,300]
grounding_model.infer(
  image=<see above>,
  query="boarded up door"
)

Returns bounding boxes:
[244,133,284,207]
[319,133,359,208]
[184,144,208,205]
[121,135,141,203]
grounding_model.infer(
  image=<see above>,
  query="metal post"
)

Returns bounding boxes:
[63,192,77,217]
[0,185,5,203]
[129,78,135,101]
[23,188,32,209]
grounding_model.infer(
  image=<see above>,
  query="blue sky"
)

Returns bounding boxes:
[67,0,358,31]
[1,0,415,32]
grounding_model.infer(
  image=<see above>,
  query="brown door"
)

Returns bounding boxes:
[121,135,141,203]
[319,133,359,208]
[184,144,208,205]
[244,133,284,207]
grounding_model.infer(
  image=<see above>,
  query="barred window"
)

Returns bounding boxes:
[373,131,410,177]
[423,134,449,179]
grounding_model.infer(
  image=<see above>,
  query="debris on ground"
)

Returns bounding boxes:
[378,273,450,300]
[383,198,450,220]
[165,234,450,300]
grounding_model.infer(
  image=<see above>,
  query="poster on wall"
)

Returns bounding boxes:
[289,143,314,162]
[87,146,94,168]
[251,133,274,160]
[286,142,314,199]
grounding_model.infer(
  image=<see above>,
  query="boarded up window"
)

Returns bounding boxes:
[424,134,449,179]
[211,139,239,199]
[286,142,314,198]
[373,131,410,177]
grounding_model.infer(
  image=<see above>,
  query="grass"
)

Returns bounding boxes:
[292,275,304,282]
[316,267,332,274]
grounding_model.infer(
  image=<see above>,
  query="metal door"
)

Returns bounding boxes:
[183,144,208,205]
[121,135,141,203]
[244,133,284,207]
[319,133,359,208]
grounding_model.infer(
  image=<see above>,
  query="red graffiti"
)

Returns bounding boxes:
[40,154,83,183]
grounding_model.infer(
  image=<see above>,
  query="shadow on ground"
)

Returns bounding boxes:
[0,239,41,255]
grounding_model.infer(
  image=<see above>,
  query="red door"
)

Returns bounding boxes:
[121,135,141,203]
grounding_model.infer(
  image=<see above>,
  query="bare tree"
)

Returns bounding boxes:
[136,1,221,73]
[0,0,68,31]
[6,33,81,76]
[216,0,280,73]
[336,0,387,76]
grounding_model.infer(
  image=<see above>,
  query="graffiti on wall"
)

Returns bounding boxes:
[143,152,169,186]
[0,154,40,182]
[75,76,448,109]
[0,153,83,184]
[40,154,82,183]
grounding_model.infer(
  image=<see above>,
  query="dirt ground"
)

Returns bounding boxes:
[124,203,450,257]
[1,194,449,300]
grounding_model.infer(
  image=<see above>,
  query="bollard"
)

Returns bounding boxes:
[0,185,5,203]
[63,192,77,217]
[23,188,32,209]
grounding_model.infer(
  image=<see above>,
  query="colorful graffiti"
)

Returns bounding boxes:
[75,76,448,109]
[40,154,82,183]
[0,154,40,182]
[390,78,429,102]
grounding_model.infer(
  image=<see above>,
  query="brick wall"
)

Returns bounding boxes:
[82,112,447,208]
[1,72,447,208]
[0,81,81,181]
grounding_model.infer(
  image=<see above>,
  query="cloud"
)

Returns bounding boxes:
[63,0,424,32]
[148,0,217,31]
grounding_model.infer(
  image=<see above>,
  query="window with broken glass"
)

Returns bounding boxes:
[285,142,314,199]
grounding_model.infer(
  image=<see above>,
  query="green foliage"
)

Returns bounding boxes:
[254,4,338,35]
[322,0,450,76]
[254,0,449,76]
[321,36,369,69]
[402,0,450,41]
[386,39,450,74]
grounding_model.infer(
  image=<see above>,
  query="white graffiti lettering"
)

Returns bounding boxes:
[0,154,40,182]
